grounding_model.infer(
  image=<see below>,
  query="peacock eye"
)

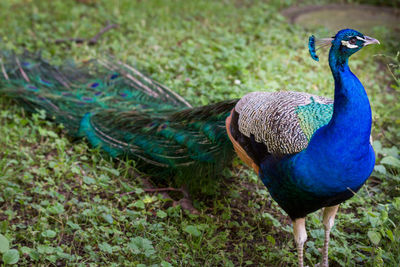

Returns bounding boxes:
[349,37,357,45]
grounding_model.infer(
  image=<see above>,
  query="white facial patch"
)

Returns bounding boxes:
[341,40,358,49]
[356,36,366,41]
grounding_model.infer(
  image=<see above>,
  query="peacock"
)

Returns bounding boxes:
[0,28,379,266]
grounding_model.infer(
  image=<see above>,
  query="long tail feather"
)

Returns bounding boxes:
[0,51,237,188]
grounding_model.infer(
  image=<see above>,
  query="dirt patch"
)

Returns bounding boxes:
[282,4,400,33]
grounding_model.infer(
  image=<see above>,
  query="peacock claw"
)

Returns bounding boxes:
[141,184,199,214]
[174,198,199,214]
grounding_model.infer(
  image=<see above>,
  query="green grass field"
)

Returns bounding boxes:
[0,0,399,266]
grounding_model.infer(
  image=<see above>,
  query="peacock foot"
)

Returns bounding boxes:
[143,185,199,214]
[173,197,199,214]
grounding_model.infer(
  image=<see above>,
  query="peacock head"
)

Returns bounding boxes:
[308,29,379,62]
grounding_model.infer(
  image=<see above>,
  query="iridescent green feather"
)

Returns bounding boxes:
[0,51,237,193]
[295,97,333,141]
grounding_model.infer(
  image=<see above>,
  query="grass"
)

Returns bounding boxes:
[0,0,399,266]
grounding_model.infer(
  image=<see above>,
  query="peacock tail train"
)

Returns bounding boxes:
[0,51,238,191]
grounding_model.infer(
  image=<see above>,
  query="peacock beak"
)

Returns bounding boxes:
[363,36,380,46]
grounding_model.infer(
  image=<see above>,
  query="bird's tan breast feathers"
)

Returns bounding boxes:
[225,111,260,173]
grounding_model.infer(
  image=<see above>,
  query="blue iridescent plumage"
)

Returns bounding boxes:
[227,29,379,267]
[257,30,376,219]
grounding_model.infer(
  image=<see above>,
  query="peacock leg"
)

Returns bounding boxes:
[321,205,339,267]
[293,217,307,267]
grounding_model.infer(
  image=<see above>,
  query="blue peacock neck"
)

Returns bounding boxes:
[325,47,372,150]
[292,47,375,195]
[303,46,373,157]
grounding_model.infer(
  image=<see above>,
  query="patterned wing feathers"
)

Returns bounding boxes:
[234,91,333,156]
